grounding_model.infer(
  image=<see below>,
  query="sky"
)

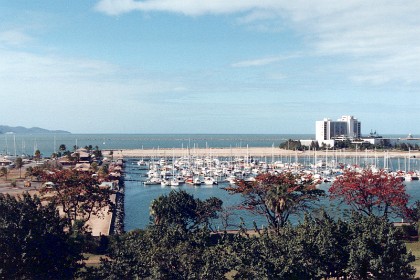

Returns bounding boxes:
[0,1,419,135]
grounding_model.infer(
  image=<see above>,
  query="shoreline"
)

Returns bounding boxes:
[107,148,420,159]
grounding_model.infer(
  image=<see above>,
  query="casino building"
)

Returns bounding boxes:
[316,115,361,142]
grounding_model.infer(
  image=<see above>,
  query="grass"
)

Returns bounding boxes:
[406,241,420,278]
[82,253,105,268]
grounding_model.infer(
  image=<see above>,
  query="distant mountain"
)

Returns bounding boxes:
[0,125,71,134]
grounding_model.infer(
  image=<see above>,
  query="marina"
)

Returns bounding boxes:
[1,133,420,231]
[121,148,420,231]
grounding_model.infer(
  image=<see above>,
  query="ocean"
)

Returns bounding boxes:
[0,133,315,157]
[1,133,416,158]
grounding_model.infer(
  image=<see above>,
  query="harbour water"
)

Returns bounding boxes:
[123,156,420,231]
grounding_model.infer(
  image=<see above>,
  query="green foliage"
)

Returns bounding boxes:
[279,139,304,150]
[84,190,416,280]
[59,144,67,152]
[0,193,83,279]
[15,157,23,178]
[225,173,325,232]
[346,213,415,279]
[86,227,231,280]
[150,190,223,232]
[0,166,8,180]
[34,149,41,160]
[228,211,415,280]
[0,189,413,279]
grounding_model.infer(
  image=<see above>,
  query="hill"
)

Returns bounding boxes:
[0,125,70,134]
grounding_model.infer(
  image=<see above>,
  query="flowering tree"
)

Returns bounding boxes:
[40,168,113,230]
[329,169,409,219]
[224,172,325,232]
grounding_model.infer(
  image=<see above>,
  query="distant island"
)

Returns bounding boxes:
[0,125,70,134]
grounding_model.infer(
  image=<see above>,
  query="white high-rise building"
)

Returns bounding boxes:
[316,115,361,142]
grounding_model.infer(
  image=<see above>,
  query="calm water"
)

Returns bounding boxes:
[123,157,420,231]
[0,133,312,157]
[2,133,417,158]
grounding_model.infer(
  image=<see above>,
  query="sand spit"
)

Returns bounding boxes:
[107,148,420,160]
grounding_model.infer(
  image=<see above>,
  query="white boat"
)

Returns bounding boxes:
[204,176,218,185]
[161,179,170,187]
[137,159,148,169]
[404,175,413,182]
[226,175,237,184]
[144,177,162,185]
[193,177,201,186]
[170,178,180,188]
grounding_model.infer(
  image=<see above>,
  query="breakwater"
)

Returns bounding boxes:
[110,172,125,235]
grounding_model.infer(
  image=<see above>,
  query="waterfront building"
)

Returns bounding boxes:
[316,115,361,142]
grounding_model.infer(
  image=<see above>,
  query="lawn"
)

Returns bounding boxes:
[406,241,420,278]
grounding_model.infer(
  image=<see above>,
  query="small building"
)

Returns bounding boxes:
[99,181,119,191]
[74,163,91,172]
[0,158,13,166]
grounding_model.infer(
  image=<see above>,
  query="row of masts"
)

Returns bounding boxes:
[139,148,420,187]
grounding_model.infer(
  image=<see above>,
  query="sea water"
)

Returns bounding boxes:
[0,133,315,157]
[123,157,420,231]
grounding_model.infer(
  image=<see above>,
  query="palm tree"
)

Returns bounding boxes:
[1,167,8,181]
[34,150,41,162]
[25,166,34,180]
[59,144,66,152]
[15,157,23,179]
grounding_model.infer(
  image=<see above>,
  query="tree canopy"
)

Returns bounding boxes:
[225,172,325,231]
[329,169,409,219]
[150,190,223,232]
[0,193,83,279]
[40,168,113,231]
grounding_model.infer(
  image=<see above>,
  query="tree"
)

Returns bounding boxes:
[88,226,231,280]
[225,172,324,232]
[279,139,304,151]
[26,165,44,181]
[150,190,223,232]
[88,191,227,279]
[34,149,41,162]
[405,200,420,236]
[0,167,8,181]
[98,164,109,179]
[345,213,415,279]
[59,144,67,152]
[329,169,409,219]
[229,212,351,279]
[0,193,83,279]
[91,162,99,172]
[228,211,415,280]
[40,168,113,231]
[73,152,80,163]
[93,146,102,159]
[15,157,23,178]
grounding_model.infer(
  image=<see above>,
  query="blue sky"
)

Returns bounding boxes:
[0,1,419,135]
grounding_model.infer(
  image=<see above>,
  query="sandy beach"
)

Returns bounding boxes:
[107,147,420,160]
